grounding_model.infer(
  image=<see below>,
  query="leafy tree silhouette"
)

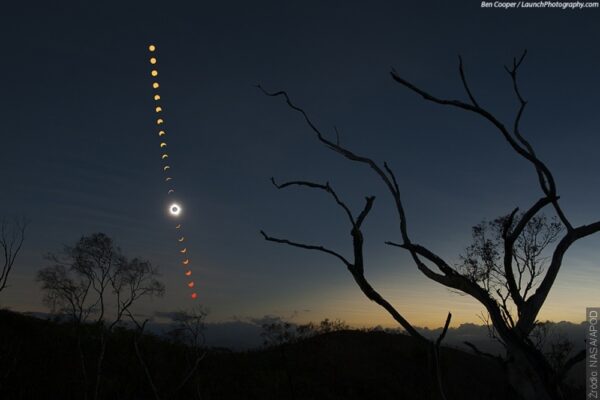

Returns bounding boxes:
[37,232,164,400]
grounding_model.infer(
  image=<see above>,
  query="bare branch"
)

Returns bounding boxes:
[383,162,400,195]
[436,312,452,347]
[502,198,554,310]
[271,177,356,226]
[256,85,330,144]
[356,196,376,228]
[509,197,554,241]
[503,50,572,230]
[432,312,452,400]
[0,217,29,293]
[260,230,351,267]
[502,208,520,240]
[260,86,513,342]
[387,241,456,277]
[464,341,505,365]
[390,59,559,210]
[519,220,600,333]
[261,177,428,343]
[458,55,480,107]
[503,50,528,109]
[258,86,401,208]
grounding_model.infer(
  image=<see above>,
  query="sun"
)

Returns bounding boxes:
[169,203,182,217]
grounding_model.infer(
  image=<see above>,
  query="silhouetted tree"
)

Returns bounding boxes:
[458,214,583,381]
[37,232,165,400]
[261,317,350,346]
[0,218,27,398]
[0,217,28,295]
[167,305,209,349]
[129,305,208,400]
[261,318,297,347]
[259,51,596,400]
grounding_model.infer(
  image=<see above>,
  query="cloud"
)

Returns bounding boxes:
[248,314,289,326]
[416,321,587,355]
[153,310,181,321]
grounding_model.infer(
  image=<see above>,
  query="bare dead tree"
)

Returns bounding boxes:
[0,217,28,295]
[36,232,165,400]
[259,51,598,400]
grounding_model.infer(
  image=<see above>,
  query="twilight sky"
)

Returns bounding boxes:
[1,1,598,328]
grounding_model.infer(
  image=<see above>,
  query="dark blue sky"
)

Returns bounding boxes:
[1,1,598,327]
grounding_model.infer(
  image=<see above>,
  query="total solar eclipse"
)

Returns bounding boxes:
[169,203,182,216]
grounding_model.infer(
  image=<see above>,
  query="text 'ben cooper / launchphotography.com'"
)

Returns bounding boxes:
[480,1,599,8]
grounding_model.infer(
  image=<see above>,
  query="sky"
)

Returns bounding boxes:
[0,1,598,329]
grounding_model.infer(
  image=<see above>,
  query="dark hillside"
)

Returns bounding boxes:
[0,310,542,399]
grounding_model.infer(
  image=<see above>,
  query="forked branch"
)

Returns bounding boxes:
[390,53,576,233]
[270,178,356,227]
[260,179,428,342]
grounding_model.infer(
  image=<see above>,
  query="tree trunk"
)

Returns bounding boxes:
[93,332,107,400]
[505,345,563,400]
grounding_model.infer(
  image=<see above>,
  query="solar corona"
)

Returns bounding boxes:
[147,44,197,300]
[169,203,181,216]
